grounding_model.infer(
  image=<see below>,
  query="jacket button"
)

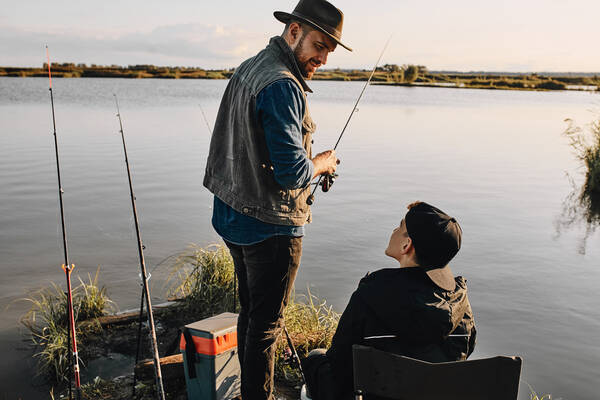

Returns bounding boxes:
[242,207,250,214]
[261,164,266,169]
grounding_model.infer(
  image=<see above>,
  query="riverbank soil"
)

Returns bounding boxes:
[60,304,298,399]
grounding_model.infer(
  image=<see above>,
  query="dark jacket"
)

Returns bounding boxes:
[326,267,477,398]
[203,36,316,226]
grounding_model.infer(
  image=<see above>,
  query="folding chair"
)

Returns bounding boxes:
[352,344,522,400]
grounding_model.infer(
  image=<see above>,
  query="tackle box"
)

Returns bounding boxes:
[180,312,240,400]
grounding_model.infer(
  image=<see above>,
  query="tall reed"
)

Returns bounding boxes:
[557,116,600,251]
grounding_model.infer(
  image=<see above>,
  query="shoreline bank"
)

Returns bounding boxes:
[2,65,598,92]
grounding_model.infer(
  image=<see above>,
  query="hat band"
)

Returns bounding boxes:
[290,11,342,39]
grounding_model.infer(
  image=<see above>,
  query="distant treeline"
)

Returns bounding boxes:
[0,63,234,79]
[1,63,599,91]
[315,64,600,91]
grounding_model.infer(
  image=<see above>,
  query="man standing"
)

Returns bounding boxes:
[203,1,351,398]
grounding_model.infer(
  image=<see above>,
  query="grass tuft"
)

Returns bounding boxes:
[20,268,115,382]
[167,244,341,386]
[166,244,236,317]
[523,379,559,400]
[557,116,600,252]
[275,289,340,384]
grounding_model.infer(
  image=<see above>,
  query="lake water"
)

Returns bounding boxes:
[1,77,599,399]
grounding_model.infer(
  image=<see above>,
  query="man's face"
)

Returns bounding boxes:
[293,28,337,79]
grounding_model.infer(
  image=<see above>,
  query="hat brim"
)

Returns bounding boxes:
[274,11,352,51]
[424,264,456,291]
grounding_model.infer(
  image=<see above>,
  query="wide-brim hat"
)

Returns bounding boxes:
[405,202,463,291]
[274,0,352,51]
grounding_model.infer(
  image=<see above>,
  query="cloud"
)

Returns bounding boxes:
[0,23,267,68]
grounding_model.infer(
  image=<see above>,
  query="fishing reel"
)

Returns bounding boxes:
[306,173,338,205]
[283,346,300,368]
[321,172,338,192]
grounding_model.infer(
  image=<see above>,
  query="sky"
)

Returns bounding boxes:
[1,0,599,72]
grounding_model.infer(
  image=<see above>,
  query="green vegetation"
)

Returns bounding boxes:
[167,244,340,385]
[523,380,554,400]
[315,64,597,91]
[556,116,600,253]
[166,243,237,317]
[275,290,340,384]
[20,268,115,382]
[2,62,598,92]
[565,117,600,197]
[0,63,234,79]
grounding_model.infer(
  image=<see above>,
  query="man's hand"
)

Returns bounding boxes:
[311,150,340,178]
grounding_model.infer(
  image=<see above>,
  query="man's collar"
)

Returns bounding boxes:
[268,36,313,93]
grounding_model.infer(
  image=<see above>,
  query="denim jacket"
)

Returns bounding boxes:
[204,36,316,226]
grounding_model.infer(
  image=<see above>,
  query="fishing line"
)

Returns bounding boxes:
[197,105,238,313]
[46,45,82,400]
[307,35,393,205]
[199,102,212,134]
[113,94,166,400]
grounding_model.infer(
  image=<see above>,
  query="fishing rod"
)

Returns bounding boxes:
[306,35,393,205]
[283,325,307,385]
[113,94,166,400]
[46,46,81,400]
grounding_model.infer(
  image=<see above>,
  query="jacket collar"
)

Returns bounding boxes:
[268,36,313,93]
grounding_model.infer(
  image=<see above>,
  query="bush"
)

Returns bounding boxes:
[403,65,419,83]
[536,80,566,90]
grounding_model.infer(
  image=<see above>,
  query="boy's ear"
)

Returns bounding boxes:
[402,237,413,255]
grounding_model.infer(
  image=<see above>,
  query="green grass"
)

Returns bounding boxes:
[166,244,236,317]
[275,289,340,384]
[523,380,557,400]
[565,117,600,196]
[555,116,600,253]
[167,244,340,386]
[20,268,115,382]
[564,117,600,213]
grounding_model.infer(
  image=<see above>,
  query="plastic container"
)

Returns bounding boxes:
[180,312,240,400]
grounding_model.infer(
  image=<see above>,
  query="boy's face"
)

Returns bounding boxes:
[385,218,410,259]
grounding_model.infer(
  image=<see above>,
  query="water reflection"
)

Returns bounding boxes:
[555,117,600,254]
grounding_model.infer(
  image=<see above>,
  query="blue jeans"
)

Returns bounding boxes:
[225,235,302,400]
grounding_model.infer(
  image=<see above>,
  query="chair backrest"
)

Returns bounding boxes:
[352,345,522,400]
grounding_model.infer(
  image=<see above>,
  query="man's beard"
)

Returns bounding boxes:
[293,34,314,79]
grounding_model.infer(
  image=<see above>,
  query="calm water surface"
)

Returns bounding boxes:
[1,77,599,399]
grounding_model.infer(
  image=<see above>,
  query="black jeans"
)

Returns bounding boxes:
[225,235,302,400]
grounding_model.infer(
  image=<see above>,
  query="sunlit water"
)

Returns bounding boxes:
[1,77,599,399]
